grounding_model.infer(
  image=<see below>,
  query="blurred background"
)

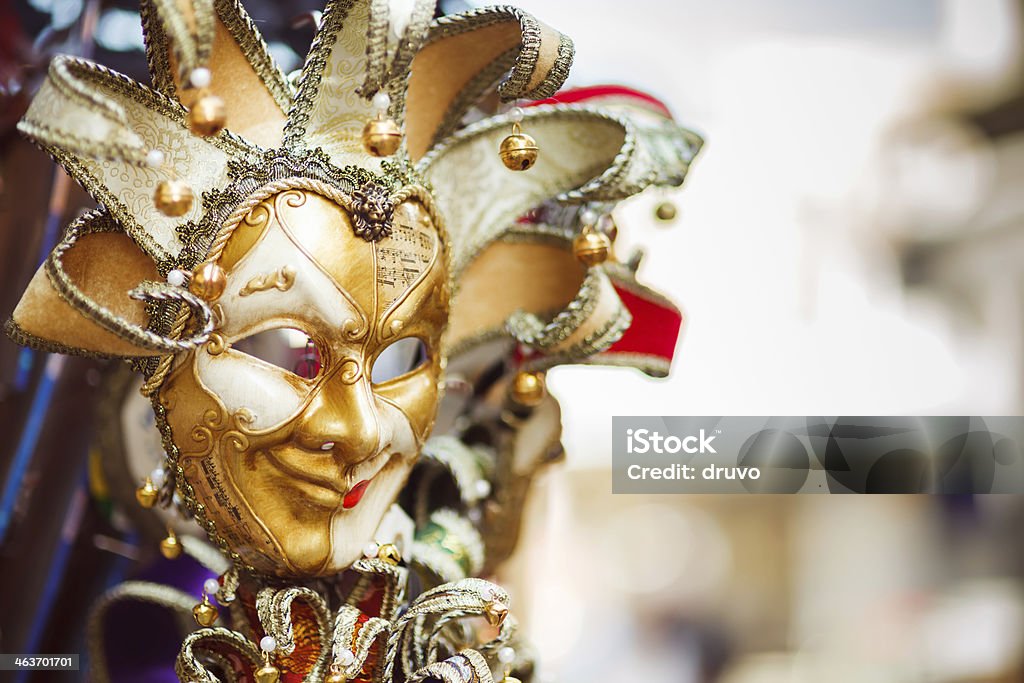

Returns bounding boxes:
[510,1,1024,682]
[2,0,1024,681]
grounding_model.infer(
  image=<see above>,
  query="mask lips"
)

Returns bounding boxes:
[343,479,372,508]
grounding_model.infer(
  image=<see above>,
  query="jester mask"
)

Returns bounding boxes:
[7,0,701,581]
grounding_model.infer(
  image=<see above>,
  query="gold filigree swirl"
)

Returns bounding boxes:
[238,266,297,297]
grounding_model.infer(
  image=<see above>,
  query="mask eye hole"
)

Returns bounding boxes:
[372,338,428,385]
[233,328,321,379]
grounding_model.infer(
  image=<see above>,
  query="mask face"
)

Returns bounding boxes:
[161,188,448,576]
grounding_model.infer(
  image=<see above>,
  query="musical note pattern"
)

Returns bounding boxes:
[376,202,436,313]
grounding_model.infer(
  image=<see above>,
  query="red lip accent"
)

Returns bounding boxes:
[343,480,371,509]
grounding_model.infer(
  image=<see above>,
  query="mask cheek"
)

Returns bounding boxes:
[374,363,440,443]
[194,349,311,431]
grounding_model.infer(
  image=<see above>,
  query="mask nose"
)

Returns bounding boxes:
[293,368,383,466]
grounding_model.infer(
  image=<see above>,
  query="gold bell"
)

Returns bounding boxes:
[190,262,227,302]
[573,230,611,267]
[485,600,509,627]
[136,477,159,508]
[655,201,677,222]
[326,664,348,683]
[510,370,545,407]
[192,593,218,627]
[255,663,281,683]
[502,675,522,683]
[153,179,194,217]
[499,124,538,171]
[188,94,227,137]
[362,117,402,157]
[160,529,182,560]
[377,543,401,566]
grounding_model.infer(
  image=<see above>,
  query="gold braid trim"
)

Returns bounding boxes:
[383,578,508,682]
[255,586,331,656]
[86,581,199,683]
[176,627,263,682]
[141,303,192,396]
[150,0,216,83]
[45,215,215,355]
[406,649,494,683]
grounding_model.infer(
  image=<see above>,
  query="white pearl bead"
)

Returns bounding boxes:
[337,648,356,666]
[480,586,496,601]
[150,467,166,487]
[474,479,491,498]
[498,646,515,664]
[468,507,482,523]
[190,67,212,88]
[580,208,598,227]
[167,269,187,287]
[372,91,391,112]
[363,542,380,558]
[320,441,335,451]
[204,578,220,595]
[145,149,165,168]
[509,106,524,123]
[260,636,277,653]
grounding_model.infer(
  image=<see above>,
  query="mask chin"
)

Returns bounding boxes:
[323,422,419,573]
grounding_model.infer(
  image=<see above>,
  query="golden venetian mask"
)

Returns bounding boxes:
[7,0,701,582]
[163,187,448,575]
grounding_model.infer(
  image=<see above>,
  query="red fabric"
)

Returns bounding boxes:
[606,285,682,363]
[514,284,681,371]
[526,84,673,119]
[356,575,386,615]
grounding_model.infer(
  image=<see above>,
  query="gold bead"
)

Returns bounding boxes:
[377,543,401,566]
[192,593,218,627]
[362,117,402,157]
[136,477,159,508]
[190,262,227,302]
[188,94,227,137]
[485,600,508,627]
[499,132,538,171]
[655,201,677,222]
[510,370,545,407]
[153,179,194,217]
[573,230,611,267]
[254,663,281,683]
[325,670,348,683]
[160,529,182,560]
